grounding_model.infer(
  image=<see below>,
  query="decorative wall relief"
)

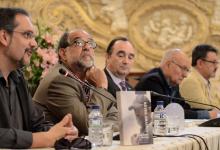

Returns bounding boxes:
[129,0,209,65]
[0,0,219,72]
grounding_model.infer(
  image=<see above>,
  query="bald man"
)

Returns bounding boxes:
[135,49,218,119]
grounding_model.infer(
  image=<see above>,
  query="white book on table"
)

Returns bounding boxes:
[116,91,153,145]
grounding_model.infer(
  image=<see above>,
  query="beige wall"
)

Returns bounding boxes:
[1,0,220,73]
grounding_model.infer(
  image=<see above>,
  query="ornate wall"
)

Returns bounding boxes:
[1,0,220,73]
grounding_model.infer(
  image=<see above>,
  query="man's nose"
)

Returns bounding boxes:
[122,56,129,64]
[82,44,94,53]
[30,38,37,50]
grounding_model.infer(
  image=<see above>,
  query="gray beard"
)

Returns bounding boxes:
[78,57,94,69]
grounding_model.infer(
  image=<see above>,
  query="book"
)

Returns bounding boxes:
[116,91,153,145]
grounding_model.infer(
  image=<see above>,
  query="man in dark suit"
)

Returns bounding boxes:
[104,37,135,98]
[135,49,219,119]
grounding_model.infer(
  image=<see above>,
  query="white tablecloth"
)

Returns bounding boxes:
[94,126,220,150]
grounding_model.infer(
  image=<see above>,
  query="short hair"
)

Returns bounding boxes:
[57,32,69,63]
[0,7,29,34]
[192,44,218,66]
[57,32,69,50]
[106,36,129,55]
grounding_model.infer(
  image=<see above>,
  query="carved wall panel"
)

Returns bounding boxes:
[0,0,220,73]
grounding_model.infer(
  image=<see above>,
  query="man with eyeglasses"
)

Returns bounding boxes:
[0,7,78,149]
[33,29,118,136]
[135,49,218,119]
[180,44,220,114]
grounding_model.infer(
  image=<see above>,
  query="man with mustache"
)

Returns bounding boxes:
[104,37,135,99]
[180,44,220,110]
[0,7,78,148]
[34,30,118,136]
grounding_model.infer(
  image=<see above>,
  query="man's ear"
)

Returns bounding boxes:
[58,48,67,61]
[0,30,11,46]
[196,59,203,68]
[166,60,171,68]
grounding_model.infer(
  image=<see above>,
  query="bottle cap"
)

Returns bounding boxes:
[156,101,164,106]
[91,105,100,110]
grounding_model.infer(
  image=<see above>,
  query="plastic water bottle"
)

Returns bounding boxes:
[88,105,103,147]
[153,101,167,135]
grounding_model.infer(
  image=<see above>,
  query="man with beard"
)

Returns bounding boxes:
[104,37,135,98]
[180,44,220,110]
[33,30,118,136]
[0,7,78,148]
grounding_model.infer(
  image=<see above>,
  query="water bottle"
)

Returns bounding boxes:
[88,105,103,147]
[153,101,167,135]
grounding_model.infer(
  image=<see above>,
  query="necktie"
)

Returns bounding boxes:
[119,81,127,91]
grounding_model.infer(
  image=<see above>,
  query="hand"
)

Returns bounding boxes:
[86,66,108,89]
[63,114,78,142]
[47,114,78,145]
[209,108,219,119]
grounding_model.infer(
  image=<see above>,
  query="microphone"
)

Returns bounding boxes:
[150,91,220,127]
[150,91,220,110]
[59,68,116,109]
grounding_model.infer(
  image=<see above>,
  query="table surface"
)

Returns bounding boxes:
[94,120,220,150]
[1,120,220,150]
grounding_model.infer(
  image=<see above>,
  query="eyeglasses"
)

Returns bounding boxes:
[13,30,35,39]
[69,38,97,49]
[171,61,190,73]
[201,59,219,65]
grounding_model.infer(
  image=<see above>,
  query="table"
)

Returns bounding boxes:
[95,126,220,150]
[1,120,219,150]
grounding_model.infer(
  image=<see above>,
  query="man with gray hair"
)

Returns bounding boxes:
[135,49,218,119]
[34,29,118,136]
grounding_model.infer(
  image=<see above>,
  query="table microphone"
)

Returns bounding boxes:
[59,68,116,110]
[150,91,220,110]
[150,91,220,127]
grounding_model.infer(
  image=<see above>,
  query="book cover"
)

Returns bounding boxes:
[116,91,153,145]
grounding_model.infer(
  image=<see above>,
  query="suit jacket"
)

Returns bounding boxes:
[104,68,133,98]
[0,69,49,148]
[135,67,200,119]
[180,68,220,109]
[34,64,118,136]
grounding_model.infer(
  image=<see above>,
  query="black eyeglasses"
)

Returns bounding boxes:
[69,38,97,49]
[201,59,219,65]
[13,30,35,39]
[171,61,190,73]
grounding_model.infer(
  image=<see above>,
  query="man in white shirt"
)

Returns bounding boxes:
[104,37,135,98]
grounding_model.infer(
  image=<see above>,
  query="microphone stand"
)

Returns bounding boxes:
[59,69,117,108]
[151,91,220,110]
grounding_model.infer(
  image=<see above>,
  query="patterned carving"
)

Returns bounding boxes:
[0,0,219,71]
[129,0,210,64]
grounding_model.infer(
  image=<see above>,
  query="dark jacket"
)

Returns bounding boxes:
[104,68,133,98]
[135,67,198,119]
[0,69,50,148]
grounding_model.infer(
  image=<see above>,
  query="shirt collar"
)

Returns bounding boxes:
[193,68,210,87]
[0,70,22,86]
[106,68,125,85]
